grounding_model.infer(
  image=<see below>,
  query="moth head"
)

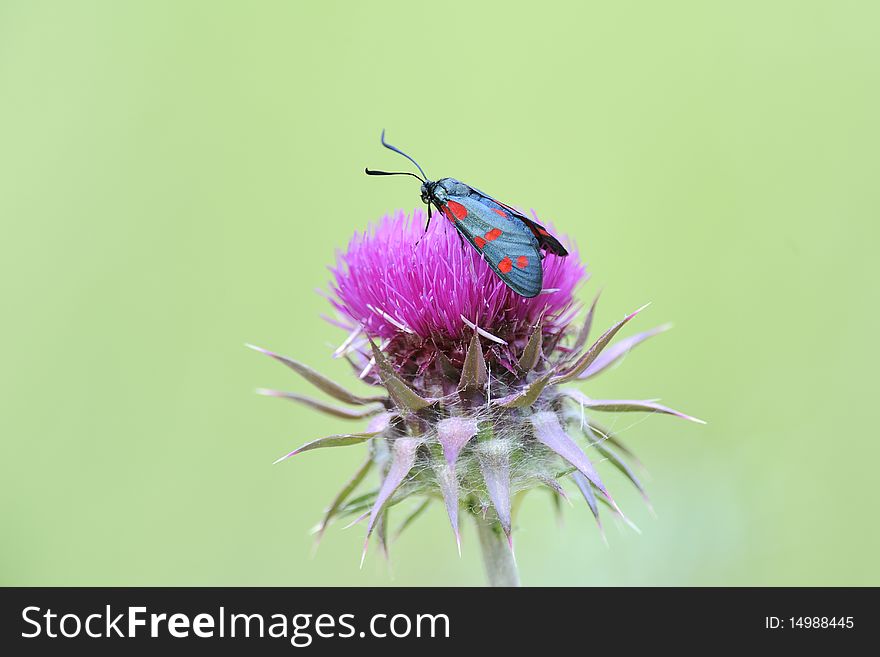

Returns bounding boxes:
[421,180,445,205]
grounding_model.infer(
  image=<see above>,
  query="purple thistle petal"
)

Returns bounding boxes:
[460,315,508,345]
[578,324,671,380]
[366,303,414,334]
[332,325,363,359]
[529,411,610,498]
[246,343,384,405]
[436,416,479,466]
[477,441,512,538]
[320,313,356,332]
[561,389,705,424]
[363,437,421,560]
[256,389,383,419]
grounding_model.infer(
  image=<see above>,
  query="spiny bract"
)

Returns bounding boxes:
[251,209,702,561]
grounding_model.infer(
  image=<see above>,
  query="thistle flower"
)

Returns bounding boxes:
[251,208,702,586]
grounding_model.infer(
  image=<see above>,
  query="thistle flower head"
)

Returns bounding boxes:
[253,206,702,579]
[328,208,584,342]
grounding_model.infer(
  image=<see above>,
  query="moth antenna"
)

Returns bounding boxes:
[378,129,429,180]
[364,168,425,183]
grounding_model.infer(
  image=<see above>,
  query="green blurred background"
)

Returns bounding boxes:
[1,1,877,586]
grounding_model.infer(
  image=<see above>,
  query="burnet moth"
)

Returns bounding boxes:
[366,131,568,298]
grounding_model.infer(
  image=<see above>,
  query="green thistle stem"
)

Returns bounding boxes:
[473,513,520,587]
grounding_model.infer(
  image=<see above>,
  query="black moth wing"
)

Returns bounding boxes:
[469,186,569,256]
[447,193,544,298]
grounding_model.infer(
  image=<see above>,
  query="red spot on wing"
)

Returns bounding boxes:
[516,255,529,269]
[492,208,507,217]
[538,228,550,236]
[474,236,487,248]
[485,228,503,241]
[498,256,513,273]
[445,200,468,220]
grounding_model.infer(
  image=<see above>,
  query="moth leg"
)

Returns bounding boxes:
[415,205,433,247]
